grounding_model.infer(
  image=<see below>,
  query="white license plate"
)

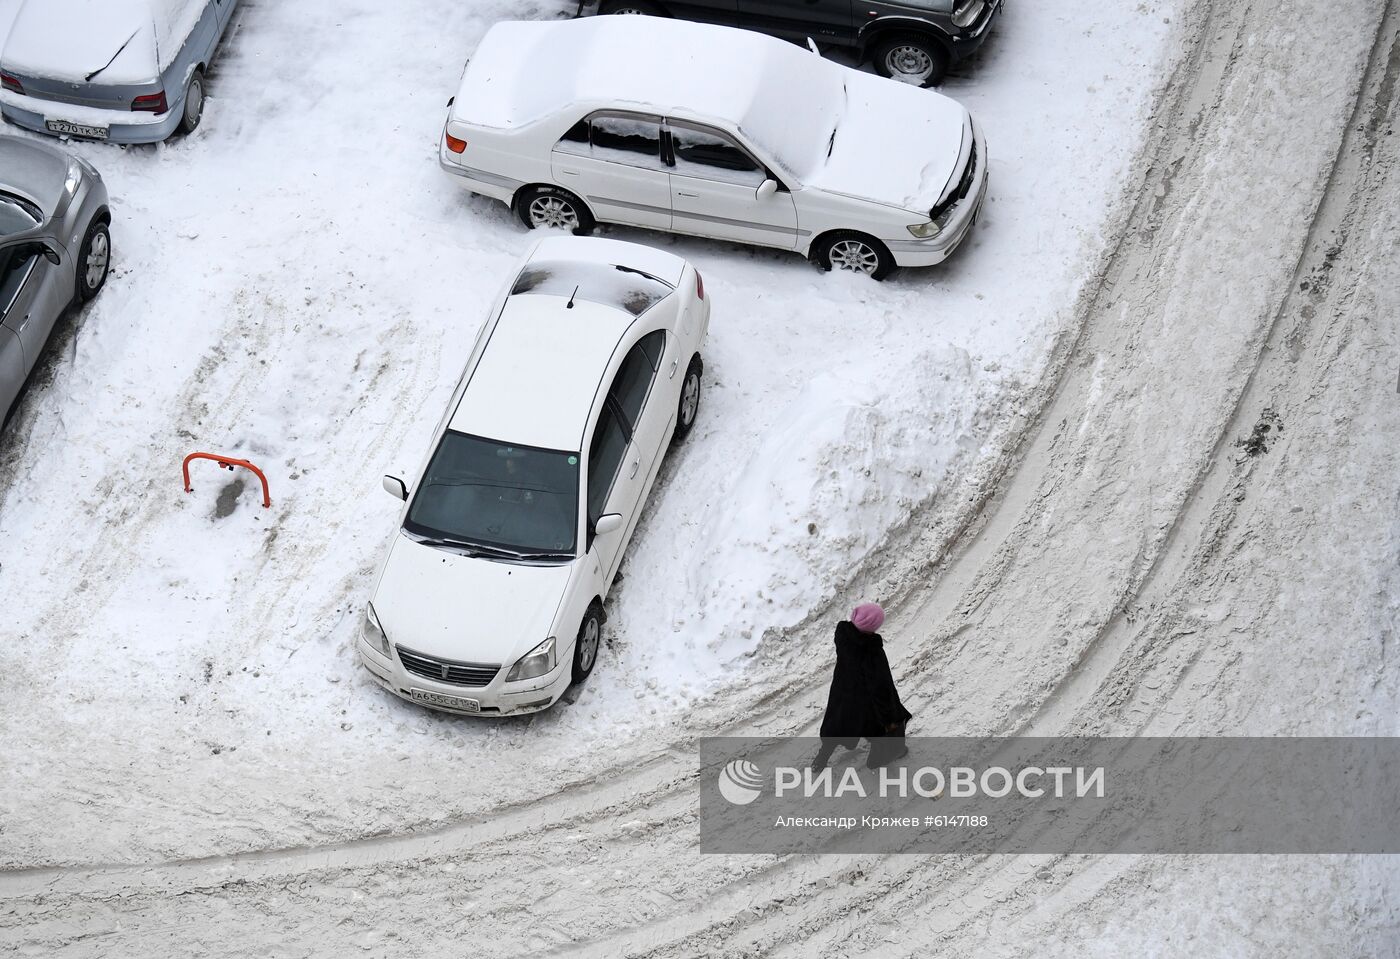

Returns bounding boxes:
[409,688,480,712]
[45,119,108,140]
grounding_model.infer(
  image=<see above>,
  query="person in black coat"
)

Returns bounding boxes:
[812,603,912,770]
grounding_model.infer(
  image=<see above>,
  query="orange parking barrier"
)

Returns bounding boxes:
[182,452,271,509]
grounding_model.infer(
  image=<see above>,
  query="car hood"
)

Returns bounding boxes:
[0,136,68,221]
[373,533,573,668]
[801,71,969,214]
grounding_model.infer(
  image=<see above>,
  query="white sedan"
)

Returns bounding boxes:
[359,236,709,716]
[438,16,987,280]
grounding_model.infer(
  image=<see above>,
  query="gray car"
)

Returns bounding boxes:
[0,135,110,422]
[0,0,240,143]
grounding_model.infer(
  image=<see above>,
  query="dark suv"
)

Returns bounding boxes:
[589,0,1002,87]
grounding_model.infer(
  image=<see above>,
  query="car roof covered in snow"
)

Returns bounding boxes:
[448,236,682,452]
[1,0,204,85]
[452,16,844,181]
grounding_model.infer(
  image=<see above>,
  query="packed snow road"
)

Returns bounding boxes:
[3,0,1398,955]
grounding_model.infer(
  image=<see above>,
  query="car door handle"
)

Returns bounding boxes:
[560,168,580,176]
[629,458,640,478]
[676,191,700,198]
[669,357,679,378]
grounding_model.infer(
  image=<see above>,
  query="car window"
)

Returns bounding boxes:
[609,330,666,431]
[554,117,590,157]
[0,194,41,238]
[588,114,667,172]
[587,403,629,524]
[669,123,766,187]
[0,247,38,316]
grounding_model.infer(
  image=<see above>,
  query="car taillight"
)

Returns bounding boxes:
[694,269,704,301]
[445,132,467,154]
[131,90,168,114]
[0,73,22,95]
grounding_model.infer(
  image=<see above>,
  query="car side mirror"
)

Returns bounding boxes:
[40,243,60,266]
[756,178,778,200]
[382,475,408,501]
[593,513,624,535]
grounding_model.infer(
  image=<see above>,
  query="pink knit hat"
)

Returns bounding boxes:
[851,603,885,633]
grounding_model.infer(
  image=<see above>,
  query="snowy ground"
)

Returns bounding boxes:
[7,0,1396,955]
[0,0,1177,865]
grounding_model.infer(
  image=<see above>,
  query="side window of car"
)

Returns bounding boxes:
[609,330,667,430]
[0,246,38,315]
[669,123,767,187]
[586,402,629,524]
[554,117,591,157]
[589,114,667,172]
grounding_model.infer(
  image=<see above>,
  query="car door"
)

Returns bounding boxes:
[608,329,674,514]
[585,399,635,585]
[662,0,740,24]
[214,0,237,33]
[0,242,59,376]
[551,112,672,230]
[667,120,799,249]
[736,0,856,43]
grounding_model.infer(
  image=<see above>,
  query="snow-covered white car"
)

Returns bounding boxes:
[438,16,987,280]
[359,235,709,716]
[0,0,239,143]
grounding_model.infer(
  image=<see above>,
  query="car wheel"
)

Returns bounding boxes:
[601,0,667,14]
[76,218,111,302]
[571,603,604,685]
[176,69,205,135]
[672,354,702,445]
[811,232,896,281]
[872,35,949,87]
[515,185,596,235]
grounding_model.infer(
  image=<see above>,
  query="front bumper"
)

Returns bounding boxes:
[357,634,572,718]
[947,0,1003,62]
[0,90,183,144]
[886,126,989,268]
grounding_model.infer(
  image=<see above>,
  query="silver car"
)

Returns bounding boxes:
[0,0,240,143]
[0,135,110,422]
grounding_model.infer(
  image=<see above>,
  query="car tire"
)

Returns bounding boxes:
[810,231,896,281]
[571,602,604,685]
[75,218,111,302]
[515,185,596,235]
[871,34,949,87]
[601,0,667,14]
[672,354,702,446]
[176,68,205,135]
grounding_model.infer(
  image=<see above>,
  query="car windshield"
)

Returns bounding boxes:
[0,194,41,237]
[404,431,579,558]
[510,261,673,317]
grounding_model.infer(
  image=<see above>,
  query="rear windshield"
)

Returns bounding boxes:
[0,194,41,237]
[510,260,673,317]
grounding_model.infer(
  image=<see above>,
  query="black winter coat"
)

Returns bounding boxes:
[818,621,912,742]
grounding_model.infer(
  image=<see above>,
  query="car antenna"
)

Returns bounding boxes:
[566,285,579,309]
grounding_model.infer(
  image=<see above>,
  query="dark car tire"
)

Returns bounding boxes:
[672,354,702,446]
[571,602,604,685]
[601,0,667,14]
[176,69,205,135]
[871,34,950,87]
[514,185,596,235]
[810,231,896,281]
[75,218,111,302]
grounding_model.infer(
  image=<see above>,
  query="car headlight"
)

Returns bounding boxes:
[505,636,557,683]
[362,603,391,657]
[64,160,81,196]
[907,221,940,239]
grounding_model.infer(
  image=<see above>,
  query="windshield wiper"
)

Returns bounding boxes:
[85,28,140,82]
